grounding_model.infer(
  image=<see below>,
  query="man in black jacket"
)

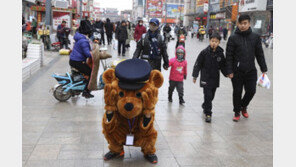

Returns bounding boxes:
[94,18,105,45]
[226,14,268,122]
[133,18,169,71]
[115,20,128,56]
[104,18,114,45]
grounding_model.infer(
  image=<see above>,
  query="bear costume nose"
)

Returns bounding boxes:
[124,103,134,111]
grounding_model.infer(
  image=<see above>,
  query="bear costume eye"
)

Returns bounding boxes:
[136,92,142,98]
[119,91,124,97]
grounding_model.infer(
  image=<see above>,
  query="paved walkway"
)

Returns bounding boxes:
[23,36,273,167]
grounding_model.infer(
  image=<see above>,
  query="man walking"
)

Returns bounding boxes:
[115,20,128,56]
[133,18,169,71]
[134,19,147,42]
[226,14,268,122]
[104,18,114,45]
[94,18,105,45]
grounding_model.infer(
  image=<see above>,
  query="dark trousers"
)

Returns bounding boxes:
[231,70,257,113]
[202,87,217,116]
[148,59,161,71]
[107,34,112,45]
[101,32,105,45]
[168,80,184,98]
[118,40,126,54]
[69,60,92,90]
[58,37,69,49]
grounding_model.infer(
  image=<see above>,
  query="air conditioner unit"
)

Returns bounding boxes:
[53,0,69,9]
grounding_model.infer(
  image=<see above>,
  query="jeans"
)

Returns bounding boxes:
[118,40,126,54]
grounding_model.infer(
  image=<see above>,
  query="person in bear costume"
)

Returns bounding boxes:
[102,58,164,164]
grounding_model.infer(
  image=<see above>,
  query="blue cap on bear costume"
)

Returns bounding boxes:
[115,59,152,90]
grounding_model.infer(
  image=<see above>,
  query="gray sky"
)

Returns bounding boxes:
[94,0,133,11]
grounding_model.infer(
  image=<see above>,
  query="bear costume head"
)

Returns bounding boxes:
[102,59,163,119]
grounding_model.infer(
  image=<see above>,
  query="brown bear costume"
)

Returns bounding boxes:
[102,59,164,163]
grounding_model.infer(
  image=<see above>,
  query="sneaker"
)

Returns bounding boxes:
[233,112,241,122]
[122,53,126,56]
[205,115,211,123]
[241,107,249,118]
[104,151,124,160]
[118,53,121,56]
[82,91,94,98]
[179,97,185,105]
[144,154,158,164]
[168,94,172,102]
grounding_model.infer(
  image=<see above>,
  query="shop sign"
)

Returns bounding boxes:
[52,12,71,31]
[239,0,267,12]
[216,12,225,19]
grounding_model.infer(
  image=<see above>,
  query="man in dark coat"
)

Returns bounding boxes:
[163,23,171,42]
[57,21,70,49]
[133,18,169,72]
[115,20,128,56]
[104,18,114,45]
[226,14,268,122]
[94,18,105,45]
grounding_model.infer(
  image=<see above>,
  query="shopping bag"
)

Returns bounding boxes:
[257,73,271,89]
[59,49,71,55]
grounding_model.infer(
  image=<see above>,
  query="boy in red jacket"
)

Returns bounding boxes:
[168,45,187,105]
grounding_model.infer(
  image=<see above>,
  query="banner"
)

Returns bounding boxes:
[167,4,184,18]
[146,0,163,17]
[196,0,206,8]
[52,12,71,31]
[239,0,268,12]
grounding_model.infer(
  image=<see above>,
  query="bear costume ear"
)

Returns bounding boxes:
[103,68,116,84]
[149,70,164,88]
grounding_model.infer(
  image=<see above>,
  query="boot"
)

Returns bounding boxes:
[82,90,94,98]
[168,93,173,102]
[179,96,185,105]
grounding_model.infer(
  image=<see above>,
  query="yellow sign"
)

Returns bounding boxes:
[196,0,206,7]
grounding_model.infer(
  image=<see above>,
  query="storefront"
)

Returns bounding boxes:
[30,5,77,31]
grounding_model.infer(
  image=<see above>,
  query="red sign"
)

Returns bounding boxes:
[146,0,163,17]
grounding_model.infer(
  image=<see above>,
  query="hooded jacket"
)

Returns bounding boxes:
[70,32,91,62]
[134,24,147,42]
[192,45,227,88]
[169,45,187,82]
[226,27,268,74]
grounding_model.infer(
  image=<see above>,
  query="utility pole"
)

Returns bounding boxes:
[205,0,211,38]
[165,0,167,23]
[80,0,83,20]
[45,0,52,26]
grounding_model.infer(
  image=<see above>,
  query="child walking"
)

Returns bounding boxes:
[168,45,187,105]
[192,33,227,123]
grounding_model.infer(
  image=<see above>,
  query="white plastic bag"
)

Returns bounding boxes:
[257,73,271,89]
[112,39,118,50]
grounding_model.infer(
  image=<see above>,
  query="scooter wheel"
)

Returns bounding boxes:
[53,85,72,102]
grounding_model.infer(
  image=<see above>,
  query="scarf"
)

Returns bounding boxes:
[148,30,160,60]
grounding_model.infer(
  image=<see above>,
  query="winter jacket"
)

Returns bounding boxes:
[169,45,187,82]
[57,24,66,38]
[134,24,147,42]
[133,30,169,71]
[226,27,268,75]
[94,21,104,30]
[116,25,128,42]
[163,25,171,34]
[104,21,114,36]
[126,28,133,44]
[70,32,92,62]
[192,46,227,88]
